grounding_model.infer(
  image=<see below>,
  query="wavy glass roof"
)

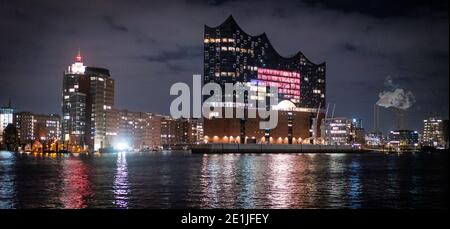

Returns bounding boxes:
[205,15,325,67]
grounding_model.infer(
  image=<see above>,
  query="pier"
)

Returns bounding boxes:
[191,144,367,154]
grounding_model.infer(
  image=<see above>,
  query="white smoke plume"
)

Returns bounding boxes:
[376,88,416,110]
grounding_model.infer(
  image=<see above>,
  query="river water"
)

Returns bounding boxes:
[0,150,448,208]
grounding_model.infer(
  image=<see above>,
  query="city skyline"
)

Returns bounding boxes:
[0,0,448,217]
[0,0,448,133]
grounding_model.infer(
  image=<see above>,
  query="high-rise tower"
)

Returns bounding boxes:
[62,51,115,151]
[0,100,14,144]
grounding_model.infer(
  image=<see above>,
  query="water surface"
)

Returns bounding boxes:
[0,151,448,208]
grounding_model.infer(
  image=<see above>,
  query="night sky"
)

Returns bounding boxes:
[0,0,448,133]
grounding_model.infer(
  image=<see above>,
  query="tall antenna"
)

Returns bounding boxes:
[76,48,82,62]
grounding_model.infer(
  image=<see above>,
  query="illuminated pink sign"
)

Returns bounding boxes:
[257,68,300,101]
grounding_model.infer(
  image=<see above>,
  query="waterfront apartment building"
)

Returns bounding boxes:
[62,51,115,151]
[351,118,365,145]
[180,118,204,145]
[365,131,384,146]
[0,102,14,144]
[161,117,203,148]
[388,130,419,150]
[353,127,366,145]
[14,112,61,144]
[321,117,353,145]
[160,116,177,147]
[112,110,162,150]
[202,16,326,143]
[320,117,366,145]
[422,117,449,149]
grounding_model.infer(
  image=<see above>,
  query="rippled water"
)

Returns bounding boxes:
[0,150,448,209]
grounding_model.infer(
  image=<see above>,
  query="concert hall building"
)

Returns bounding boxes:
[203,16,326,144]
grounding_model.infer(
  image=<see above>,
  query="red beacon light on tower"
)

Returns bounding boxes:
[75,49,82,62]
[68,49,86,74]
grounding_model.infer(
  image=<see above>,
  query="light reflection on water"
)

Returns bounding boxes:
[267,154,296,208]
[0,151,15,208]
[348,159,362,208]
[236,155,257,208]
[0,150,447,209]
[113,152,129,208]
[61,157,92,208]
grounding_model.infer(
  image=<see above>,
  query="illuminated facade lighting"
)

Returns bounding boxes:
[388,130,419,150]
[15,112,61,144]
[62,51,115,151]
[203,15,326,109]
[422,117,449,149]
[0,106,14,143]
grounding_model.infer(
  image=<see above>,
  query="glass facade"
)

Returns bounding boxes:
[321,117,353,145]
[422,118,449,149]
[203,15,326,109]
[0,107,14,143]
[62,55,115,151]
[388,130,419,149]
[14,112,61,143]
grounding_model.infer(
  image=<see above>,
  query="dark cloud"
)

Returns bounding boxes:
[103,15,129,33]
[303,0,449,18]
[141,45,202,63]
[340,42,358,53]
[0,0,448,133]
